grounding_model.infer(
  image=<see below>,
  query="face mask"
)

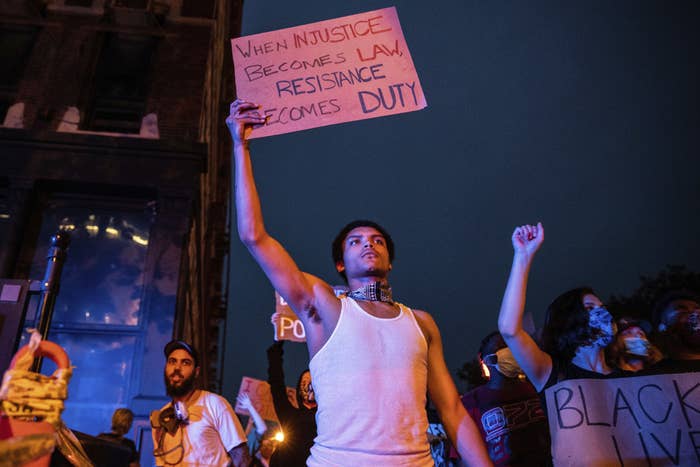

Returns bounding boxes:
[623,336,650,357]
[483,347,524,379]
[588,307,615,347]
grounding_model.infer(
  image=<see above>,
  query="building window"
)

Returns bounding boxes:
[83,32,157,133]
[0,25,37,120]
[23,194,155,436]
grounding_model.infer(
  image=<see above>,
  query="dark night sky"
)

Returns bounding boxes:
[222,1,700,400]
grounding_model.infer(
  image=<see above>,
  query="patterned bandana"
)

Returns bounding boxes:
[347,281,393,304]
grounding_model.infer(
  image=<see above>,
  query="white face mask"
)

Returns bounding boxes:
[623,336,650,357]
[483,347,524,379]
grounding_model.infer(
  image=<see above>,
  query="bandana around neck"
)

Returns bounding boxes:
[347,281,394,304]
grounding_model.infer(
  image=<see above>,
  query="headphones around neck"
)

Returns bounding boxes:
[150,401,188,436]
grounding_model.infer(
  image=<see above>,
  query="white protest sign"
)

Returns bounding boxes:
[231,6,427,138]
[545,372,700,466]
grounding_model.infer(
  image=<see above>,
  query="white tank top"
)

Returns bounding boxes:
[307,297,433,466]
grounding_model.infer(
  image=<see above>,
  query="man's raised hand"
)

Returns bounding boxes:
[226,99,266,143]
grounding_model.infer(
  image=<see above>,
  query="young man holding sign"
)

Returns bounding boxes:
[227,99,491,466]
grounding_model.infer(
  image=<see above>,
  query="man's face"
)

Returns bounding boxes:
[299,371,315,404]
[336,226,391,280]
[662,299,700,350]
[164,349,199,398]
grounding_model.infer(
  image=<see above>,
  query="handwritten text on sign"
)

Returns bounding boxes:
[274,291,306,342]
[544,372,700,466]
[231,7,427,138]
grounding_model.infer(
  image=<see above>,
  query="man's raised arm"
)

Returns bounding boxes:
[226,100,338,338]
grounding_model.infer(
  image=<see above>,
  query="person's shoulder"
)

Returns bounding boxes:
[407,305,428,316]
[200,390,226,403]
[199,391,241,427]
[403,307,438,342]
[122,437,137,449]
[406,307,433,324]
[301,273,341,307]
[125,438,139,462]
[197,390,231,410]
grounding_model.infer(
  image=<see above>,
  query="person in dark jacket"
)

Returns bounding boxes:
[266,340,317,467]
[459,332,551,466]
[97,408,139,467]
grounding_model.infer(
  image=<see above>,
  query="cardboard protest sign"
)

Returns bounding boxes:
[231,6,427,138]
[273,287,348,342]
[544,372,700,466]
[234,376,298,422]
[274,291,306,342]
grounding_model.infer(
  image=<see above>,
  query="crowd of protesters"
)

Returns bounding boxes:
[231,223,699,467]
[438,223,699,466]
[222,101,700,466]
[89,218,697,467]
[83,101,693,467]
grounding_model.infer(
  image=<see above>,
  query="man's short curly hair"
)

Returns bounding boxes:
[331,220,394,282]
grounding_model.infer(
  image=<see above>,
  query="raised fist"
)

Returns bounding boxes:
[511,222,544,256]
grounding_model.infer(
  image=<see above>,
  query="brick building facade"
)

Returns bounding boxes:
[0,0,242,462]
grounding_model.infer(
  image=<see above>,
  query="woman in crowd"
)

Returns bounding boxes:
[607,317,662,372]
[497,223,621,394]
